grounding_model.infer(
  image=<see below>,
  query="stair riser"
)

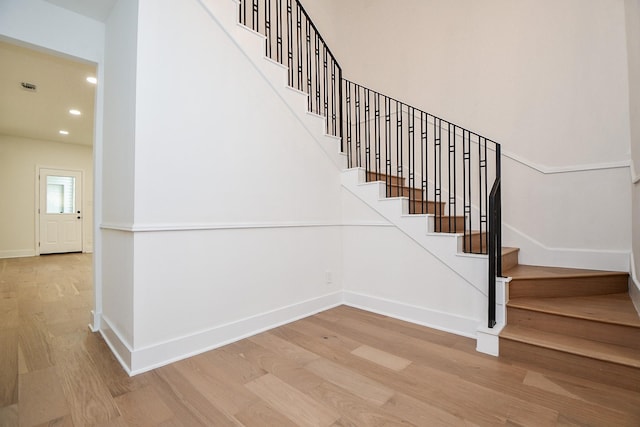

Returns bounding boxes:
[366,172,405,186]
[502,250,519,271]
[500,338,640,392]
[509,276,628,298]
[386,186,424,200]
[464,233,487,255]
[433,217,465,233]
[409,201,445,215]
[507,307,640,350]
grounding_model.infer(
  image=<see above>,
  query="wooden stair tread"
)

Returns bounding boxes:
[508,293,640,328]
[501,325,640,368]
[503,264,627,280]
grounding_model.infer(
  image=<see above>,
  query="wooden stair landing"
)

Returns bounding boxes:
[501,264,639,391]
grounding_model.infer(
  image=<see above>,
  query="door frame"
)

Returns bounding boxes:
[35,165,86,256]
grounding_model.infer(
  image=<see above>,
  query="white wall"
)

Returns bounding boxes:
[0,135,93,257]
[303,0,633,271]
[625,0,640,310]
[96,0,345,373]
[100,0,139,353]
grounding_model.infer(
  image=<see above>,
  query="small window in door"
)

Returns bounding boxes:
[46,176,76,214]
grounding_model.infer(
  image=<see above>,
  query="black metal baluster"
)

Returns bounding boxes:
[435,118,442,230]
[364,88,371,174]
[265,0,272,57]
[305,21,312,111]
[338,67,343,147]
[374,93,381,180]
[397,101,403,194]
[482,137,489,252]
[355,84,361,167]
[463,130,472,245]
[239,0,244,25]
[252,0,258,31]
[296,3,303,90]
[323,46,329,129]
[495,143,501,273]
[286,0,293,85]
[346,81,352,167]
[385,97,392,197]
[331,60,336,136]
[478,135,484,253]
[448,123,456,240]
[421,112,428,214]
[276,0,282,63]
[314,32,321,114]
[408,106,415,208]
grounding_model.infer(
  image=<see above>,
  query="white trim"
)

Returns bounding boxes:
[89,309,100,332]
[629,253,640,316]
[100,221,392,232]
[632,161,640,184]
[503,222,630,272]
[0,249,37,259]
[120,292,343,375]
[342,291,479,339]
[503,150,631,176]
[99,314,134,375]
[476,323,504,357]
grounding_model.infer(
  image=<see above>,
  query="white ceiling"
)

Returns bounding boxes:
[44,0,117,22]
[0,40,97,147]
[0,0,117,147]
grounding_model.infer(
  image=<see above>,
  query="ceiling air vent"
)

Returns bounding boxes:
[20,82,37,92]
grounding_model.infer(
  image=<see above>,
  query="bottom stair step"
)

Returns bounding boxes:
[500,325,640,392]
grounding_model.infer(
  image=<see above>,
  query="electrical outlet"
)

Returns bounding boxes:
[325,270,333,284]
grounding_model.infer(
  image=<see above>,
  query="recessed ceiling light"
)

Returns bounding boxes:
[69,109,81,116]
[86,76,97,84]
[59,130,69,135]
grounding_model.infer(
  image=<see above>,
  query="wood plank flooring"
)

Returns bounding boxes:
[1,254,639,426]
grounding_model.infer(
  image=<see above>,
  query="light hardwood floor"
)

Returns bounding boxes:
[1,254,639,426]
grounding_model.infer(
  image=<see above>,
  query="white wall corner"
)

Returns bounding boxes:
[476,323,504,357]
[99,314,134,375]
[630,253,640,316]
[90,310,101,332]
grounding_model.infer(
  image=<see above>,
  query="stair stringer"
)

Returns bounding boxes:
[196,0,347,171]
[342,168,489,293]
[343,168,507,354]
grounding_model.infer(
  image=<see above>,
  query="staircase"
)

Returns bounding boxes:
[500,263,640,391]
[223,0,640,373]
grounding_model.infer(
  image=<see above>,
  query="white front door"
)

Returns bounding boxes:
[39,168,83,254]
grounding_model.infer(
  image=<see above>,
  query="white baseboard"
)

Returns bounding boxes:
[0,249,36,259]
[102,292,344,376]
[100,314,134,374]
[342,291,479,339]
[96,290,498,375]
